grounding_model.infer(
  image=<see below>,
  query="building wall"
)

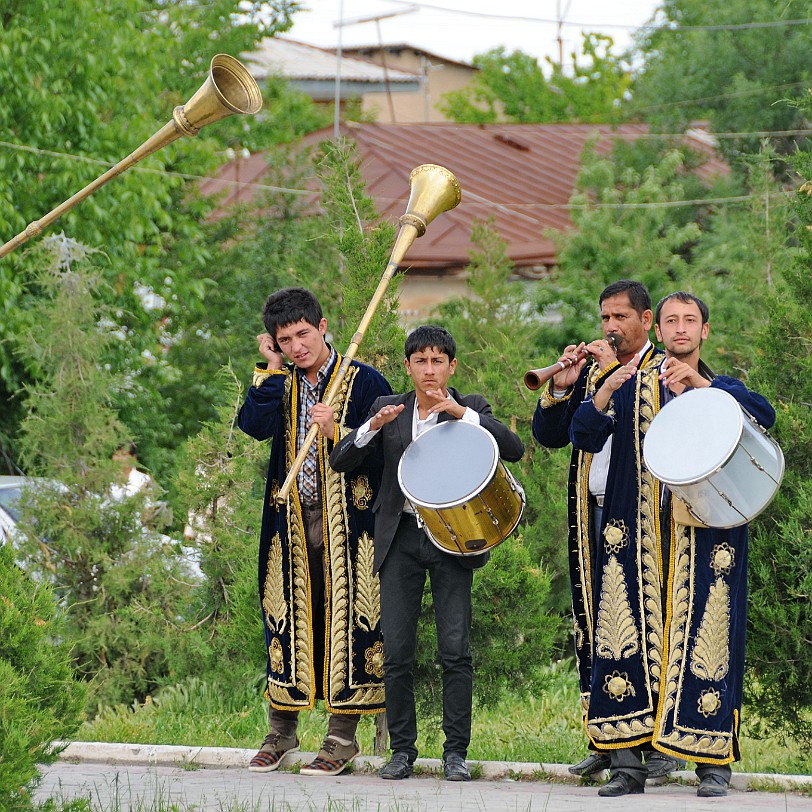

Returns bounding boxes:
[349,48,475,123]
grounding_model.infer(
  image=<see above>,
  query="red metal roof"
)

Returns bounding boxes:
[201,122,729,272]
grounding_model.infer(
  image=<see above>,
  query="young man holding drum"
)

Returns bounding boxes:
[569,291,776,797]
[330,325,523,782]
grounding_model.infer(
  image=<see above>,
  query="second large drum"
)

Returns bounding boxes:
[397,420,525,555]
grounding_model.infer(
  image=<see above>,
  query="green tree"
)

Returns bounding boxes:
[541,139,704,334]
[743,148,812,745]
[0,544,86,811]
[631,0,812,159]
[0,0,297,473]
[13,237,197,708]
[441,35,630,124]
[686,145,796,372]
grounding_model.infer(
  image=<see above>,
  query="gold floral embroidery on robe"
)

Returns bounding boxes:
[690,578,730,682]
[351,475,373,510]
[354,532,380,633]
[262,533,287,635]
[596,555,640,660]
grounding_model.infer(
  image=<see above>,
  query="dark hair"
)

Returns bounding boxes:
[404,325,456,361]
[599,280,652,315]
[262,287,323,339]
[655,291,709,325]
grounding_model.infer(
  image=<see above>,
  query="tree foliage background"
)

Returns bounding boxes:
[0,0,810,777]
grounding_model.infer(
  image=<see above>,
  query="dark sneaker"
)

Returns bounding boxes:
[645,752,687,779]
[379,752,414,780]
[569,752,611,777]
[300,737,360,776]
[443,752,472,781]
[248,732,299,772]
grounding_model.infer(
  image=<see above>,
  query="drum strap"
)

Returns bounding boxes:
[671,496,710,529]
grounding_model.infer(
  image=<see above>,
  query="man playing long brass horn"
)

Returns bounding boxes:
[237,287,392,776]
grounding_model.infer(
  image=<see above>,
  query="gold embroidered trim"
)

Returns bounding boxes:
[690,578,730,682]
[269,638,284,674]
[364,641,384,678]
[351,475,373,510]
[636,366,664,692]
[354,531,381,632]
[595,555,640,661]
[603,670,636,702]
[603,519,629,554]
[262,533,287,635]
[698,689,722,717]
[253,366,287,388]
[711,543,735,576]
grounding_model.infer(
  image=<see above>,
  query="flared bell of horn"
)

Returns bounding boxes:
[399,164,462,237]
[173,54,263,136]
[0,54,262,259]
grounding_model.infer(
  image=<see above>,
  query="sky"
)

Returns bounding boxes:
[283,0,664,68]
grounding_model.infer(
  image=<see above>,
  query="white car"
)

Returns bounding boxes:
[0,476,27,544]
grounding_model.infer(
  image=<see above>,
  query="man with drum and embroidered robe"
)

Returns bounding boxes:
[238,288,392,777]
[532,281,680,783]
[568,292,776,797]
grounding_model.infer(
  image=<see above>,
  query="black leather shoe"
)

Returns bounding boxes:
[443,752,472,781]
[697,774,728,797]
[598,772,645,797]
[569,752,611,777]
[379,752,413,780]
[645,752,687,778]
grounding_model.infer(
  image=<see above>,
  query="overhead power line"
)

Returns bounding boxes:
[385,0,812,32]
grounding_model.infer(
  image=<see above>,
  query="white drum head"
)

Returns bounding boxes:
[398,420,498,509]
[644,388,743,485]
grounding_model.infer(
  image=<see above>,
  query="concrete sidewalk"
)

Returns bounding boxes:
[34,742,812,811]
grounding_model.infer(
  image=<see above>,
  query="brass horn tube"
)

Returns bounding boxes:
[523,349,591,390]
[524,336,617,390]
[0,54,262,259]
[275,163,462,504]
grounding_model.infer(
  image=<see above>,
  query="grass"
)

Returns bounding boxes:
[75,661,812,777]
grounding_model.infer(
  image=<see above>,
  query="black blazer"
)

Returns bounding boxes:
[329,387,524,573]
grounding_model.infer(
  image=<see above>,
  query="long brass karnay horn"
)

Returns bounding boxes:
[0,54,262,259]
[276,163,462,504]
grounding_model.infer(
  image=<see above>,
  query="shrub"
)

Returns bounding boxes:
[0,543,85,811]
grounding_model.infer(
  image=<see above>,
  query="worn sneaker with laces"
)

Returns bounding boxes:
[300,736,360,776]
[248,732,299,772]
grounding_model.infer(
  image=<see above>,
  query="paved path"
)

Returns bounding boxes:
[34,744,812,812]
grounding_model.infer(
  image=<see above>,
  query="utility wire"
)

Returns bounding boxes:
[384,0,812,32]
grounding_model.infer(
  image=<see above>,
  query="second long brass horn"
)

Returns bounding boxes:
[275,163,462,503]
[0,54,262,259]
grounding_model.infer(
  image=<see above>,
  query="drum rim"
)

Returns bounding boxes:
[643,387,744,485]
[397,420,500,509]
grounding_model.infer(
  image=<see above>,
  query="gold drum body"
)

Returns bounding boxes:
[397,420,525,555]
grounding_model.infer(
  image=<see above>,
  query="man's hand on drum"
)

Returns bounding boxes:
[592,353,640,412]
[552,342,587,389]
[310,403,337,439]
[370,403,406,431]
[659,357,711,390]
[425,389,467,419]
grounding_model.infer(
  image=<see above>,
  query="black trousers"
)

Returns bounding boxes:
[379,513,474,762]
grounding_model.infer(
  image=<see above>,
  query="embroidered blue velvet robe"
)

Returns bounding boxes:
[568,365,775,764]
[238,352,391,714]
